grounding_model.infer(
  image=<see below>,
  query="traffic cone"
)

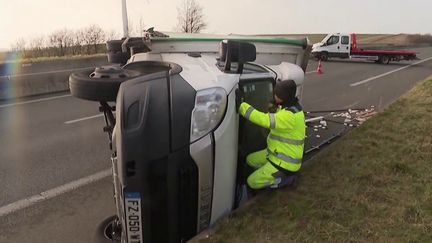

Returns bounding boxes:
[316,60,323,75]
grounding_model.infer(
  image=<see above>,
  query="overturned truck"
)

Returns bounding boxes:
[69,33,311,243]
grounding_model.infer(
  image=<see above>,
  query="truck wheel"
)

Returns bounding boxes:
[379,55,390,64]
[320,52,329,61]
[69,66,141,101]
[95,215,122,243]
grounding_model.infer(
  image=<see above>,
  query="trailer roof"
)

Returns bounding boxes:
[151,33,307,48]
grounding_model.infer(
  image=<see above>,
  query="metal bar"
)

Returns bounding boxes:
[305,108,367,113]
[305,116,324,123]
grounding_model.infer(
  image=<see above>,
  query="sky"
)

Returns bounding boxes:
[1,0,431,49]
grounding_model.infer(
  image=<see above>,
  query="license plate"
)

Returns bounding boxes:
[125,192,143,243]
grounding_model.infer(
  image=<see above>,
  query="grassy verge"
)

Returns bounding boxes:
[201,76,432,242]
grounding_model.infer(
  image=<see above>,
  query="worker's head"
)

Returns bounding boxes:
[273,80,298,107]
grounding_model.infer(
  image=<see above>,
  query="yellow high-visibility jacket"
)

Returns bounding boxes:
[239,102,305,172]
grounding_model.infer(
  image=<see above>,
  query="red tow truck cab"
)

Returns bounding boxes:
[312,33,418,64]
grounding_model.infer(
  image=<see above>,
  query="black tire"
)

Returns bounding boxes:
[107,52,130,65]
[106,40,123,52]
[95,215,122,243]
[378,55,390,64]
[320,52,329,61]
[69,66,141,101]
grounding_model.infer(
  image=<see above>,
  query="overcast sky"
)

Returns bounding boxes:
[1,0,431,49]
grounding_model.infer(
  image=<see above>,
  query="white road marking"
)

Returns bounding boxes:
[64,114,104,124]
[306,70,317,74]
[0,169,111,217]
[350,57,432,87]
[0,94,71,108]
[0,67,92,79]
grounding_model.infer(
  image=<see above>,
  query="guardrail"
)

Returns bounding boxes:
[0,56,108,100]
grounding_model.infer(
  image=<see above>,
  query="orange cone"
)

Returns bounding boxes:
[316,60,323,75]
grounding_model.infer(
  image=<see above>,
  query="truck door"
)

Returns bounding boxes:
[238,75,275,155]
[236,71,275,199]
[339,35,350,58]
[324,34,340,58]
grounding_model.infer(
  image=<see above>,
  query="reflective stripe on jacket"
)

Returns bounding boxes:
[239,102,305,172]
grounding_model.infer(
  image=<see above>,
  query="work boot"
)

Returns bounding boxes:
[270,173,298,189]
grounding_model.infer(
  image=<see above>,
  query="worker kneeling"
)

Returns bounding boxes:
[238,80,305,189]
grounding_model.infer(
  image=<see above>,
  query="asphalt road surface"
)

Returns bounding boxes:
[1,47,431,243]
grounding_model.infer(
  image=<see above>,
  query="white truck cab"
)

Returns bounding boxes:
[69,34,311,243]
[312,33,351,60]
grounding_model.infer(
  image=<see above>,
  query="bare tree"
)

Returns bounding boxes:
[105,29,120,41]
[82,25,106,54]
[49,29,69,56]
[8,25,113,58]
[11,38,26,52]
[63,30,74,55]
[72,30,85,55]
[29,36,45,50]
[28,35,45,58]
[127,17,146,37]
[138,16,146,37]
[176,0,207,33]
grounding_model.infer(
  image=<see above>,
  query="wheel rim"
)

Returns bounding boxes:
[321,53,328,61]
[89,66,140,79]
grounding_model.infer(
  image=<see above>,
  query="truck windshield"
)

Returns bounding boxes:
[322,34,332,43]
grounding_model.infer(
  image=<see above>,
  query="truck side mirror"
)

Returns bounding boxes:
[219,40,256,73]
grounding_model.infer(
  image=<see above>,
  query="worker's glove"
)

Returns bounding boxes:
[268,99,278,113]
[235,89,245,112]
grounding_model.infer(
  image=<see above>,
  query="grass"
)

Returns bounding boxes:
[197,76,432,242]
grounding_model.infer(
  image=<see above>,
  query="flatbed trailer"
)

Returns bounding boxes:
[312,33,418,64]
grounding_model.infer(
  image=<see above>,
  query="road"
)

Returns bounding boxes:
[1,47,431,242]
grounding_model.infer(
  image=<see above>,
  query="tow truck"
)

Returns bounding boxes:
[312,33,418,64]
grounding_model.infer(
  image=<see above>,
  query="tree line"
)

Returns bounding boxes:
[10,25,119,59]
[8,0,207,60]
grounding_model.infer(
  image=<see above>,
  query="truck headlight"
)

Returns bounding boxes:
[190,87,227,143]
